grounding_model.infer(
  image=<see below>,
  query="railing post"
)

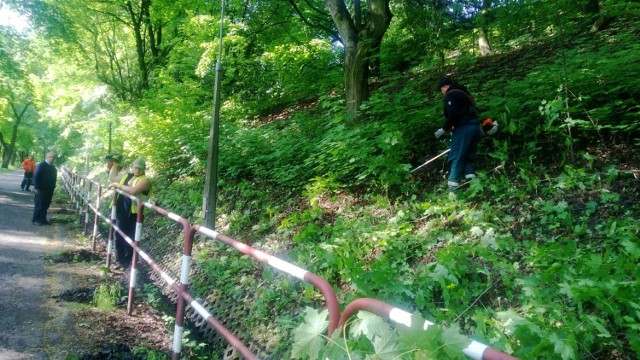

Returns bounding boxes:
[75,175,80,211]
[172,223,195,360]
[79,177,86,217]
[127,198,144,315]
[70,174,75,208]
[84,181,92,235]
[106,192,117,269]
[92,184,102,252]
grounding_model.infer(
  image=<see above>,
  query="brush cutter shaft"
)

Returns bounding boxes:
[411,149,450,173]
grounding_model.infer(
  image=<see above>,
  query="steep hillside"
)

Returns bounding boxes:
[139,11,640,360]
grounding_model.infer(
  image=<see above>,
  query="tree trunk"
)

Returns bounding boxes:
[478,30,491,56]
[478,0,492,56]
[10,149,17,166]
[0,134,9,169]
[344,40,369,116]
[126,0,152,92]
[325,0,392,119]
[0,103,30,168]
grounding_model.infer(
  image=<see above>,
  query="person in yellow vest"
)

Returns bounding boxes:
[110,157,152,268]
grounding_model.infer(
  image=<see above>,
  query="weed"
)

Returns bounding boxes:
[93,283,123,311]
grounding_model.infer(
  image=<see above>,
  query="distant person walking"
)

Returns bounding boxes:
[20,155,36,191]
[32,152,57,225]
[109,157,151,267]
[434,77,483,191]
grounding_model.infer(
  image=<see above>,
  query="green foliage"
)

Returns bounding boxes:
[131,346,169,360]
[139,283,164,309]
[92,283,122,311]
[291,308,328,360]
[281,165,639,359]
[292,308,470,359]
[4,1,640,358]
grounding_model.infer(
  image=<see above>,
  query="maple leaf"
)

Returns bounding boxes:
[291,307,329,360]
[370,330,403,359]
[349,311,393,339]
[550,333,577,360]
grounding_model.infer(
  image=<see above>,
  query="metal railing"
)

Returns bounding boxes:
[192,224,341,335]
[61,167,258,359]
[61,166,518,360]
[339,298,518,360]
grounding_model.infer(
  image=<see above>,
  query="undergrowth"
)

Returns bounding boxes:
[129,9,639,360]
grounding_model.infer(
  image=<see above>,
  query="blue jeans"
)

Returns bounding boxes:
[21,173,33,190]
[448,123,481,188]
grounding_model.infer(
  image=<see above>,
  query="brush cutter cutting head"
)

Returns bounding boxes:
[482,118,495,133]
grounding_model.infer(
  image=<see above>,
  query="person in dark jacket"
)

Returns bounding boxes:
[32,152,57,225]
[105,153,134,268]
[434,77,483,191]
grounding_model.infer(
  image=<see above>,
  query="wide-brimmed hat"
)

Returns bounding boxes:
[104,153,123,162]
[131,157,146,170]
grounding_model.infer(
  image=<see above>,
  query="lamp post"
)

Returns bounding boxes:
[108,121,112,154]
[202,0,226,229]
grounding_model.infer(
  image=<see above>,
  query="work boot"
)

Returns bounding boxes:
[448,180,459,192]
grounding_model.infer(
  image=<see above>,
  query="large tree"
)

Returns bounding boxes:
[0,99,33,168]
[0,26,34,168]
[324,0,392,118]
[77,0,182,98]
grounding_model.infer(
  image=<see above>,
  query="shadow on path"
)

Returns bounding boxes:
[0,169,101,359]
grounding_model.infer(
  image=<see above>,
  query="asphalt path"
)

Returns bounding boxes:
[0,168,78,359]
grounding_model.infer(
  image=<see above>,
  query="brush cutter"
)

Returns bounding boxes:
[411,148,450,173]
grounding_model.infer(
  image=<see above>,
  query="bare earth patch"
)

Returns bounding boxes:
[42,246,173,358]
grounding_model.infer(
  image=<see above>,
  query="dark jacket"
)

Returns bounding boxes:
[33,161,57,192]
[442,84,478,131]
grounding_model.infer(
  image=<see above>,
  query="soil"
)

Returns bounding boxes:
[0,169,172,359]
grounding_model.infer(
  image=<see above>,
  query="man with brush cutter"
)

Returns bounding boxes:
[413,77,497,191]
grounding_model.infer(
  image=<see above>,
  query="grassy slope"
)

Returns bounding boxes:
[147,10,640,360]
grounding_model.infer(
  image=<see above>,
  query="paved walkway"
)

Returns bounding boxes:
[0,169,83,359]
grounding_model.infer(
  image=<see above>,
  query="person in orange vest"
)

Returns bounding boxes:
[20,155,36,191]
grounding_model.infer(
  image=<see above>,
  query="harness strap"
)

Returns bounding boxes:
[448,89,478,116]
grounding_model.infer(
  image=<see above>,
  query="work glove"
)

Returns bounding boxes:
[434,128,446,138]
[486,121,499,135]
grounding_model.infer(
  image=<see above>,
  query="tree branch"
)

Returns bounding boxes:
[288,0,343,45]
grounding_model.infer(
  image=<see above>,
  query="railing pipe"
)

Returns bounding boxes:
[193,224,341,335]
[338,298,518,360]
[178,287,259,360]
